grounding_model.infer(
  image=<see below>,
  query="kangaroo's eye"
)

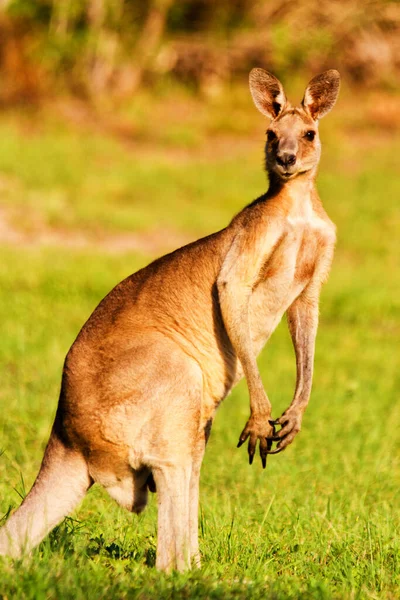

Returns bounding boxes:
[305,130,315,141]
[267,130,277,142]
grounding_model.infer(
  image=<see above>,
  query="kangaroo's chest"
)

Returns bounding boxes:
[249,224,321,348]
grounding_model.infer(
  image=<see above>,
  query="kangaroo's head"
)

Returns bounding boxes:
[249,69,340,182]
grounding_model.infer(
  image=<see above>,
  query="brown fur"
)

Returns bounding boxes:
[0,68,340,571]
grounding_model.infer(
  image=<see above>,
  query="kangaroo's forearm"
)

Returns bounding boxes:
[287,298,319,412]
[218,283,271,416]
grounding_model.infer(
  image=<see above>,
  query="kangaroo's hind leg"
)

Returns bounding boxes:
[87,332,204,571]
[155,425,209,571]
[189,418,213,568]
[141,347,204,572]
[154,463,192,572]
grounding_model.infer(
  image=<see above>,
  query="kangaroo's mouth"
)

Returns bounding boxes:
[276,166,297,179]
[267,157,301,180]
[274,163,312,180]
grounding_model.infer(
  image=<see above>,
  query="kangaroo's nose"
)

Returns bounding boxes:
[276,153,296,168]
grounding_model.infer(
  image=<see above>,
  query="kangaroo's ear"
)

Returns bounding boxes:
[302,69,340,120]
[249,68,287,119]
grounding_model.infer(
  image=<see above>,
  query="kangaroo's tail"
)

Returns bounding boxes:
[0,429,91,557]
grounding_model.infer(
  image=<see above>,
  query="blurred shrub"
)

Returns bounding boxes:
[0,0,399,103]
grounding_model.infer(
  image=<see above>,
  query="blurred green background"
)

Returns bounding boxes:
[0,1,399,599]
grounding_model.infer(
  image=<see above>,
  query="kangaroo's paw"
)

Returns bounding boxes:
[267,409,303,453]
[237,417,275,468]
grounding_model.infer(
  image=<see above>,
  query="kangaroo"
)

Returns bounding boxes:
[0,69,340,571]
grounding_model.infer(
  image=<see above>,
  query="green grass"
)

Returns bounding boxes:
[0,86,400,598]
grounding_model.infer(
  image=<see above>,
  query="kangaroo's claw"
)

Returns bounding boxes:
[265,447,284,455]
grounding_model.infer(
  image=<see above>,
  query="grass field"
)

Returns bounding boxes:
[0,82,399,599]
